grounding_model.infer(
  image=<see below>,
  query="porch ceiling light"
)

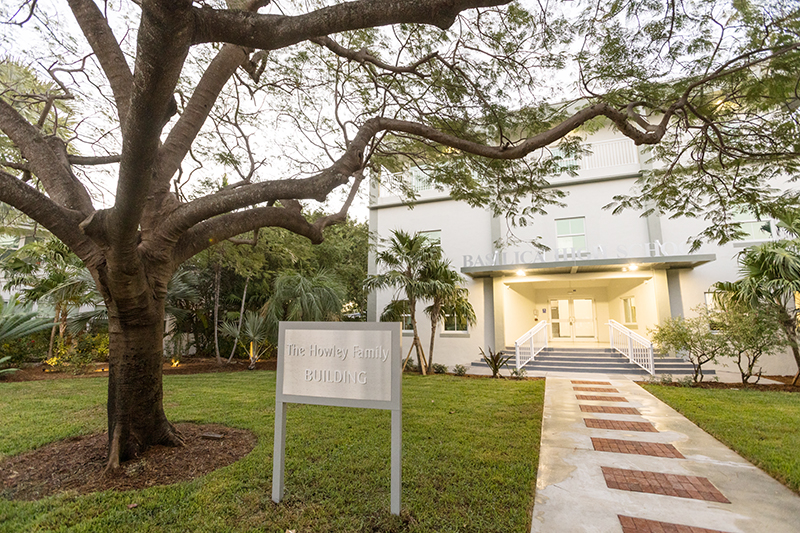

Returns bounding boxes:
[516,269,526,276]
[628,264,639,271]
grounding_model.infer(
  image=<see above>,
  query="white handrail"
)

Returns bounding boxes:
[514,321,548,370]
[607,319,654,375]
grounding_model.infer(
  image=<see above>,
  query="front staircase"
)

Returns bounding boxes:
[470,345,709,377]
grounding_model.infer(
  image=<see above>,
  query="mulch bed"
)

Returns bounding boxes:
[642,375,800,392]
[0,423,257,501]
[1,357,277,382]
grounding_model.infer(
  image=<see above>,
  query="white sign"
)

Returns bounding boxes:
[273,322,402,515]
[282,328,393,401]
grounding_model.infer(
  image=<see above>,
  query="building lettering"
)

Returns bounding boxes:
[304,369,367,385]
[462,240,685,268]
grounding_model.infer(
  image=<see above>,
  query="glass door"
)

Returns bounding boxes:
[549,298,596,341]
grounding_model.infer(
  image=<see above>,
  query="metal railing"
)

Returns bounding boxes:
[608,319,654,375]
[514,321,548,370]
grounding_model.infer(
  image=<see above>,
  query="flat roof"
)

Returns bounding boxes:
[461,254,716,278]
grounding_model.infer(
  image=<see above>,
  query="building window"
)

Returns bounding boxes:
[732,211,773,241]
[420,230,441,245]
[622,297,637,324]
[443,311,469,332]
[401,314,414,331]
[556,217,586,249]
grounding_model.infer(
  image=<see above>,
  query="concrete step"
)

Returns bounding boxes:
[471,346,711,376]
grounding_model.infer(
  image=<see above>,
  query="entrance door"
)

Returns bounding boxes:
[549,298,596,341]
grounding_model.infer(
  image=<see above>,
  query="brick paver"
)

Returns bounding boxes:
[602,467,730,503]
[575,394,628,402]
[573,386,620,393]
[571,380,612,385]
[580,405,641,415]
[592,438,684,459]
[585,418,658,432]
[618,515,732,533]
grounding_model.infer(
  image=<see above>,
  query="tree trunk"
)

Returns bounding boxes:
[47,306,60,359]
[428,319,438,371]
[105,298,182,472]
[213,263,222,365]
[778,311,800,386]
[408,298,428,374]
[227,275,249,364]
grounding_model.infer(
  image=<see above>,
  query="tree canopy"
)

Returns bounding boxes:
[0,0,798,468]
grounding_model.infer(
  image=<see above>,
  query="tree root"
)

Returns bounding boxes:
[103,422,185,475]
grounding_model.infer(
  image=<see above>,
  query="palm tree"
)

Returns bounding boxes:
[264,270,346,343]
[221,310,270,369]
[714,207,800,385]
[364,230,444,375]
[0,295,53,375]
[1,237,96,357]
[422,258,476,369]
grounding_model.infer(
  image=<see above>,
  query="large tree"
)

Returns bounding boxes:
[1,0,798,469]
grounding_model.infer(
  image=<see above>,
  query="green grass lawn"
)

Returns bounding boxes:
[0,373,544,532]
[642,384,800,493]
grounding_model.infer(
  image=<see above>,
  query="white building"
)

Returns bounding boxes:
[367,129,799,376]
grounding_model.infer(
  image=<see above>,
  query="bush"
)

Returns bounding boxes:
[651,303,787,384]
[715,301,786,384]
[650,306,729,383]
[432,363,448,374]
[45,333,110,373]
[0,329,52,365]
[453,364,467,376]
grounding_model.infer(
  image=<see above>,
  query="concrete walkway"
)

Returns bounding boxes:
[531,377,800,533]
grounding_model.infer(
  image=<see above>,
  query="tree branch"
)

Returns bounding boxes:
[68,154,122,165]
[191,0,511,47]
[173,205,322,264]
[311,36,438,77]
[0,99,94,214]
[110,0,194,253]
[155,44,249,191]
[0,169,99,262]
[66,0,134,127]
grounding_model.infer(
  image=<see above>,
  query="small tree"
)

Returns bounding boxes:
[365,230,443,375]
[712,299,788,384]
[650,306,728,382]
[423,258,476,369]
[221,311,270,369]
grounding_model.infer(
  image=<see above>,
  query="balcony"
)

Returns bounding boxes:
[371,137,643,205]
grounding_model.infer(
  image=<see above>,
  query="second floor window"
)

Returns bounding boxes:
[732,211,773,242]
[556,217,586,249]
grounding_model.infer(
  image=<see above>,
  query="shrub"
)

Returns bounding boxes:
[510,367,527,379]
[650,306,728,383]
[479,346,510,379]
[45,333,110,373]
[0,329,52,365]
[453,364,467,376]
[715,301,786,384]
[432,363,448,374]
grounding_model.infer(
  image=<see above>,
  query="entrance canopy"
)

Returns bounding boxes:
[461,254,716,278]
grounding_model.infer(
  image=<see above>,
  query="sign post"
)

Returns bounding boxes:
[272,322,402,514]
